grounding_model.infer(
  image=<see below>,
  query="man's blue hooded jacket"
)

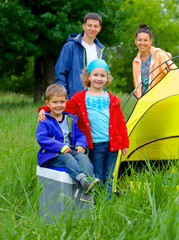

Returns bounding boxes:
[55,33,105,99]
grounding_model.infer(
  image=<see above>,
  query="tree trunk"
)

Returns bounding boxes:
[34,56,44,102]
[42,53,55,89]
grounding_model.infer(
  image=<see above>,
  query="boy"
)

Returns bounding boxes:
[36,83,99,203]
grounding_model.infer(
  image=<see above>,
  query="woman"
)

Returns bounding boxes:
[133,23,176,98]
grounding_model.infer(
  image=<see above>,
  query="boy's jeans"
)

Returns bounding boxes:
[44,148,94,182]
[89,142,118,196]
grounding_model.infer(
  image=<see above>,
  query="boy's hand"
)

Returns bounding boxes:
[76,147,85,153]
[38,109,46,122]
[121,148,128,155]
[63,147,72,153]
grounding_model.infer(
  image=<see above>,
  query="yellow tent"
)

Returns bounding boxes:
[113,58,179,189]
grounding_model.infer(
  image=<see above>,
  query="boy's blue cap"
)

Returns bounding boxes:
[87,59,109,76]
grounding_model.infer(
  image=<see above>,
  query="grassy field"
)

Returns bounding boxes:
[0,92,178,240]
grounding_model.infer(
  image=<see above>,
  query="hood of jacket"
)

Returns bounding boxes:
[71,89,121,107]
[67,32,105,50]
[134,46,172,63]
[45,111,79,122]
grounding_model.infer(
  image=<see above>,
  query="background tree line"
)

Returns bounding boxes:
[0,0,178,102]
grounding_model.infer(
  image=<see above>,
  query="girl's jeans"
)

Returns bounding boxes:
[43,147,94,182]
[89,142,118,197]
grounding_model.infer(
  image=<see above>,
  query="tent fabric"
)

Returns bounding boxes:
[123,69,179,161]
[113,61,179,191]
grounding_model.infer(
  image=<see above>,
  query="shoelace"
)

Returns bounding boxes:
[85,177,93,182]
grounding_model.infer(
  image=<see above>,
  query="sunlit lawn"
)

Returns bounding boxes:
[0,92,178,240]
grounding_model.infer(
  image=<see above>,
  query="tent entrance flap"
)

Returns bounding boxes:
[113,57,179,187]
[124,94,179,161]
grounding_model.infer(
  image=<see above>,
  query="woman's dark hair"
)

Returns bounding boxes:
[135,23,152,39]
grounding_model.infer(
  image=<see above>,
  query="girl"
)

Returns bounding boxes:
[39,59,129,198]
[133,23,176,98]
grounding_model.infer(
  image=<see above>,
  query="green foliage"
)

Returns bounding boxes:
[0,0,178,95]
[0,1,37,76]
[1,57,35,95]
[18,0,109,55]
[106,0,179,92]
[0,0,112,95]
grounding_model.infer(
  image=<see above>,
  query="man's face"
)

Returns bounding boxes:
[83,19,101,40]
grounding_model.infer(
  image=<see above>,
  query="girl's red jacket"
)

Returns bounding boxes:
[38,90,129,151]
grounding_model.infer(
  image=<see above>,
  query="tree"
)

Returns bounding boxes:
[0,2,37,87]
[18,0,84,101]
[107,0,179,93]
[0,0,178,99]
[1,0,116,101]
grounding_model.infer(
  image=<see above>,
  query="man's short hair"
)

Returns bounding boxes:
[84,13,102,25]
[45,83,67,101]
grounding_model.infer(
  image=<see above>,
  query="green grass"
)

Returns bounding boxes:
[0,92,178,240]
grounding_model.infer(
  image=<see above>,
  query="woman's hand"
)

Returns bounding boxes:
[38,109,46,122]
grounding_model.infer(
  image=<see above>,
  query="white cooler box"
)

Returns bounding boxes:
[36,166,93,221]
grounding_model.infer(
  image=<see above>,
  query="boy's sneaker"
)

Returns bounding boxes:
[80,192,93,203]
[84,177,100,193]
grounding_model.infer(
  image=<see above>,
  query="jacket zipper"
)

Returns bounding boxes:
[46,113,65,143]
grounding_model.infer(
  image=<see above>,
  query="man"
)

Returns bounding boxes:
[55,12,105,99]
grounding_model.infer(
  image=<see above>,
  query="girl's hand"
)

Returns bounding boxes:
[76,147,85,153]
[38,109,46,122]
[121,148,128,155]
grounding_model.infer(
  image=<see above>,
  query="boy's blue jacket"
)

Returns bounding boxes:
[55,32,105,99]
[36,111,88,166]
